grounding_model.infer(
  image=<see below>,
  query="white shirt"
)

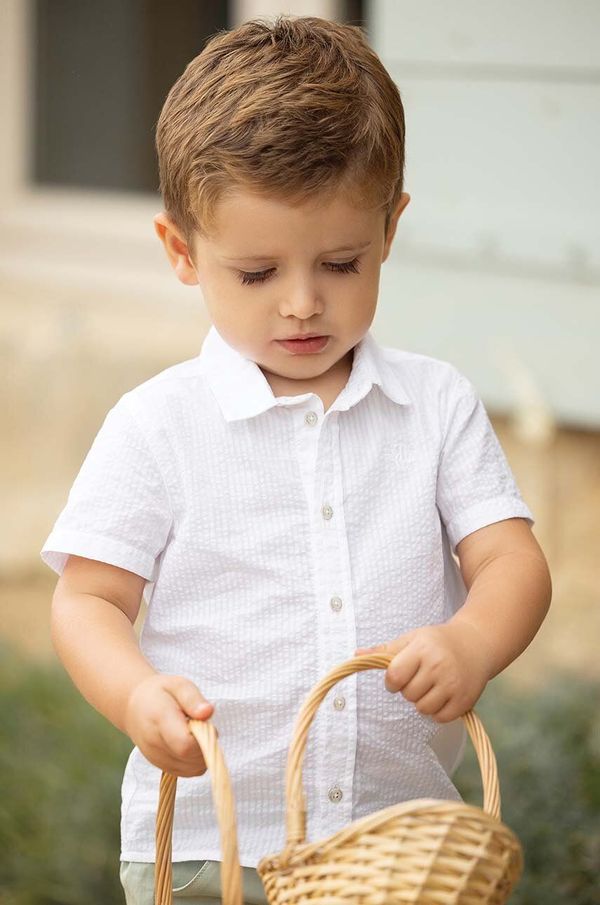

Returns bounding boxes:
[40,325,533,867]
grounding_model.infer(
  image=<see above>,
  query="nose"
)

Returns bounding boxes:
[278,275,324,319]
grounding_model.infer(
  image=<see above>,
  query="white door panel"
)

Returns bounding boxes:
[369,0,600,426]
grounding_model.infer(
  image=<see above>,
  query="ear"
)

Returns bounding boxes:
[153,212,199,286]
[381,192,410,263]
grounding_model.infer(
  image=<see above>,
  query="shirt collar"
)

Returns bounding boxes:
[198,325,411,422]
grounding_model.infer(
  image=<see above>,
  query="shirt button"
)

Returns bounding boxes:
[330,596,342,612]
[328,785,343,803]
[333,695,346,710]
[304,411,318,426]
[322,504,333,520]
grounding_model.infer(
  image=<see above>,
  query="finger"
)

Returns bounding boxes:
[412,686,451,717]
[149,746,207,778]
[385,645,421,693]
[157,734,206,776]
[168,677,214,720]
[431,700,464,724]
[159,700,204,762]
[399,671,436,704]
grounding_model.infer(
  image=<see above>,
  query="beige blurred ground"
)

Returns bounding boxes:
[1,352,599,687]
[493,419,600,686]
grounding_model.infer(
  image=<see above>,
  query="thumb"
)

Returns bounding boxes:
[168,677,214,720]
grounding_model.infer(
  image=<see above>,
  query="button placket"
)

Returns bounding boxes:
[312,418,356,830]
[294,405,338,827]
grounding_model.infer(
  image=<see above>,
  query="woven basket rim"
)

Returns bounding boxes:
[257,796,517,873]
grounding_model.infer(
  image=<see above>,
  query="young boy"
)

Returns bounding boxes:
[41,14,552,905]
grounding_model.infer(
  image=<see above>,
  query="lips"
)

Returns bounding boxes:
[276,335,330,354]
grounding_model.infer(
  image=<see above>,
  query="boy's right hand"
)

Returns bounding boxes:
[124,674,215,777]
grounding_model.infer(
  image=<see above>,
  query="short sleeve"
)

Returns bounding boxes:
[40,395,173,581]
[436,372,534,553]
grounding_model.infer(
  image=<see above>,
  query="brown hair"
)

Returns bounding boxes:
[155,14,405,247]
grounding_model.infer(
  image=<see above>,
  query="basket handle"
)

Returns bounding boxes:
[283,653,502,849]
[154,718,242,905]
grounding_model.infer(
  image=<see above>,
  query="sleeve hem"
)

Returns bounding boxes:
[39,528,157,581]
[445,496,534,554]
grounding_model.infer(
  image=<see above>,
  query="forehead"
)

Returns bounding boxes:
[202,186,383,255]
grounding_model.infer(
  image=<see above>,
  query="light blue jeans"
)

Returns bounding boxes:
[120,860,269,905]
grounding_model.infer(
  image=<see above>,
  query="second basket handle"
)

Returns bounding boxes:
[154,718,242,905]
[283,652,502,849]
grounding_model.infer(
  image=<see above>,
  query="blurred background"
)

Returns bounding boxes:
[1,1,598,903]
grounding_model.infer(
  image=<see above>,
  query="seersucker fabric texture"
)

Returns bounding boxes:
[40,325,533,868]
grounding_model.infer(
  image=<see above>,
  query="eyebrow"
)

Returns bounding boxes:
[220,240,372,263]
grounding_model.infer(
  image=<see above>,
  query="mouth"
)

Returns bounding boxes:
[276,335,330,354]
[282,332,324,340]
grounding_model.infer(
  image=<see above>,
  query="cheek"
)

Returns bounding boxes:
[207,291,262,342]
[198,273,241,317]
[346,274,379,312]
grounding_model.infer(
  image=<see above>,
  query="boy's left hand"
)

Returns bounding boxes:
[354,621,493,723]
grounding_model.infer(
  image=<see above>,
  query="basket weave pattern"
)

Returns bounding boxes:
[155,653,523,904]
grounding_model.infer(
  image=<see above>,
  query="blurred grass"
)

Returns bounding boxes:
[0,643,131,905]
[454,675,600,904]
[1,641,599,904]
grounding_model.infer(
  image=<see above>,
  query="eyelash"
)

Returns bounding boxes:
[237,257,361,286]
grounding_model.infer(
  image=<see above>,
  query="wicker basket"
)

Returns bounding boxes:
[155,653,523,904]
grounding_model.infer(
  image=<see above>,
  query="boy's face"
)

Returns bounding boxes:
[154,186,409,398]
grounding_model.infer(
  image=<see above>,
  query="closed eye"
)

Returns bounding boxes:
[237,257,361,286]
